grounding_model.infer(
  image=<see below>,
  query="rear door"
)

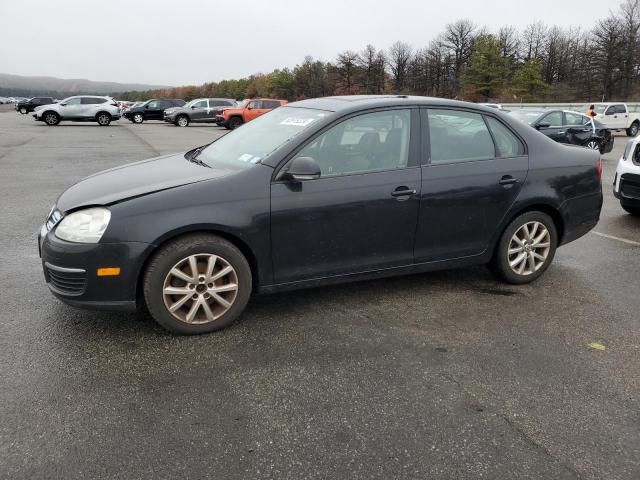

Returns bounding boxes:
[414,109,528,262]
[535,110,566,143]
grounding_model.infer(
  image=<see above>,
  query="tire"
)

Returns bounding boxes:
[621,201,640,216]
[228,116,243,130]
[489,211,558,285]
[43,111,60,126]
[132,113,144,124]
[143,234,252,335]
[19,107,28,114]
[175,114,189,127]
[96,112,111,126]
[627,122,639,137]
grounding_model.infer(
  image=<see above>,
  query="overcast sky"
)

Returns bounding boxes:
[1,0,616,86]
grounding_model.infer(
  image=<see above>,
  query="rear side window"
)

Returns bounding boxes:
[427,109,495,164]
[263,100,281,109]
[485,117,525,157]
[81,97,106,105]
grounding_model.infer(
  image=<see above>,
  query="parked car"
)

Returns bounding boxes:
[123,99,185,124]
[214,100,247,126]
[587,103,640,137]
[33,96,121,126]
[38,96,603,335]
[216,98,287,129]
[614,138,640,215]
[163,98,236,127]
[15,97,55,114]
[508,109,614,154]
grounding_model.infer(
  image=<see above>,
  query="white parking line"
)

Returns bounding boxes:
[591,231,640,246]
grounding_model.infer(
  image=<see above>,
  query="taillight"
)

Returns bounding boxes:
[597,158,603,179]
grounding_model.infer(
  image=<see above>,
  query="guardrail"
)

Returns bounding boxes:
[500,102,640,112]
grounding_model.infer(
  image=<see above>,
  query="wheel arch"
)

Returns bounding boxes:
[135,227,261,305]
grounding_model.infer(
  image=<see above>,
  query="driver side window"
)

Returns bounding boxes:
[295,109,411,177]
[148,101,161,109]
[64,98,82,105]
[541,111,563,126]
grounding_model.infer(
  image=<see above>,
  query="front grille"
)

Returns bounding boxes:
[620,174,640,200]
[45,263,87,296]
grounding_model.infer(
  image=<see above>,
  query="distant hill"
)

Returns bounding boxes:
[0,73,171,98]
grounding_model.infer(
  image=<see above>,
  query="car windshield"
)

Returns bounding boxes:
[508,110,545,125]
[196,107,329,169]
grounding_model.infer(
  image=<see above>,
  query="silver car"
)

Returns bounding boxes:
[33,95,121,126]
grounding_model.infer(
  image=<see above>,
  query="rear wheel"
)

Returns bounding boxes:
[627,122,639,137]
[621,201,640,216]
[96,112,111,126]
[585,139,600,150]
[489,211,557,284]
[228,116,243,130]
[143,234,252,335]
[175,114,189,127]
[132,113,144,124]
[43,112,60,126]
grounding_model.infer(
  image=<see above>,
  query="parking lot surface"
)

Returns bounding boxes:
[1,112,639,480]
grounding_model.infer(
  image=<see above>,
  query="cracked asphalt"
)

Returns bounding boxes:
[0,108,638,479]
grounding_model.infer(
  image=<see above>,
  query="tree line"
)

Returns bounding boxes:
[118,0,640,103]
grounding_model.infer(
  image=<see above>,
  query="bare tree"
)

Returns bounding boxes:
[387,41,413,92]
[522,21,548,61]
[358,45,386,93]
[334,50,362,94]
[444,19,477,91]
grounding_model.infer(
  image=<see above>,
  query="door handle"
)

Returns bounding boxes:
[391,187,417,198]
[499,175,518,186]
[557,131,565,135]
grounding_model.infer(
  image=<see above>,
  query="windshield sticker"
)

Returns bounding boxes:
[280,117,316,127]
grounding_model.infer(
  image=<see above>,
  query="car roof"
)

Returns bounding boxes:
[287,95,502,113]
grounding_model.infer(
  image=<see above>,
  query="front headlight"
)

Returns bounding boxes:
[55,207,111,243]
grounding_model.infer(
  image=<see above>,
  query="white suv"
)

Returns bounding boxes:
[614,139,640,215]
[33,95,121,126]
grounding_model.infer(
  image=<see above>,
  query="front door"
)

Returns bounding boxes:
[245,100,268,122]
[188,99,209,123]
[415,109,528,262]
[145,100,166,120]
[535,110,566,143]
[59,97,83,118]
[271,108,421,284]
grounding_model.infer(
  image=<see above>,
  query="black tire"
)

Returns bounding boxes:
[489,211,558,285]
[175,114,189,127]
[96,112,112,126]
[19,107,28,114]
[228,116,243,130]
[143,234,252,335]
[627,122,639,137]
[621,201,640,216]
[132,113,144,124]
[43,111,60,126]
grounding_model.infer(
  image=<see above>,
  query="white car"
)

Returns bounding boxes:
[33,95,121,126]
[614,139,640,215]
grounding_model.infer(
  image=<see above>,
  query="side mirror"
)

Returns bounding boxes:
[605,110,614,116]
[191,105,197,109]
[60,103,67,107]
[535,123,550,130]
[285,156,321,182]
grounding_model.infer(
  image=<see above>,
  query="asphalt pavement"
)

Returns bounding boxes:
[0,111,638,480]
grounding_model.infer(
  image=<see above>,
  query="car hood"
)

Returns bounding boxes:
[56,152,232,212]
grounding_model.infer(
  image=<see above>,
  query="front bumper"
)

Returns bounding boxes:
[39,225,151,311]
[613,157,640,197]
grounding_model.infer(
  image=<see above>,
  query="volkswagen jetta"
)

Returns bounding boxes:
[39,96,603,334]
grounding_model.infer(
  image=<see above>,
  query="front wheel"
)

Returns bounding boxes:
[132,113,144,124]
[621,201,640,216]
[227,116,243,130]
[19,107,28,114]
[43,112,60,126]
[96,112,111,126]
[627,122,639,137]
[143,234,252,335]
[489,211,558,284]
[175,115,189,127]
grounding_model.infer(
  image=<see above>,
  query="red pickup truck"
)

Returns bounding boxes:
[216,98,287,129]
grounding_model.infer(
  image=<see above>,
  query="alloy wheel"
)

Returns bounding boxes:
[44,113,58,125]
[632,125,639,136]
[586,140,600,150]
[20,107,27,114]
[177,116,188,127]
[133,113,143,123]
[507,221,551,276]
[162,253,239,324]
[97,113,110,126]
